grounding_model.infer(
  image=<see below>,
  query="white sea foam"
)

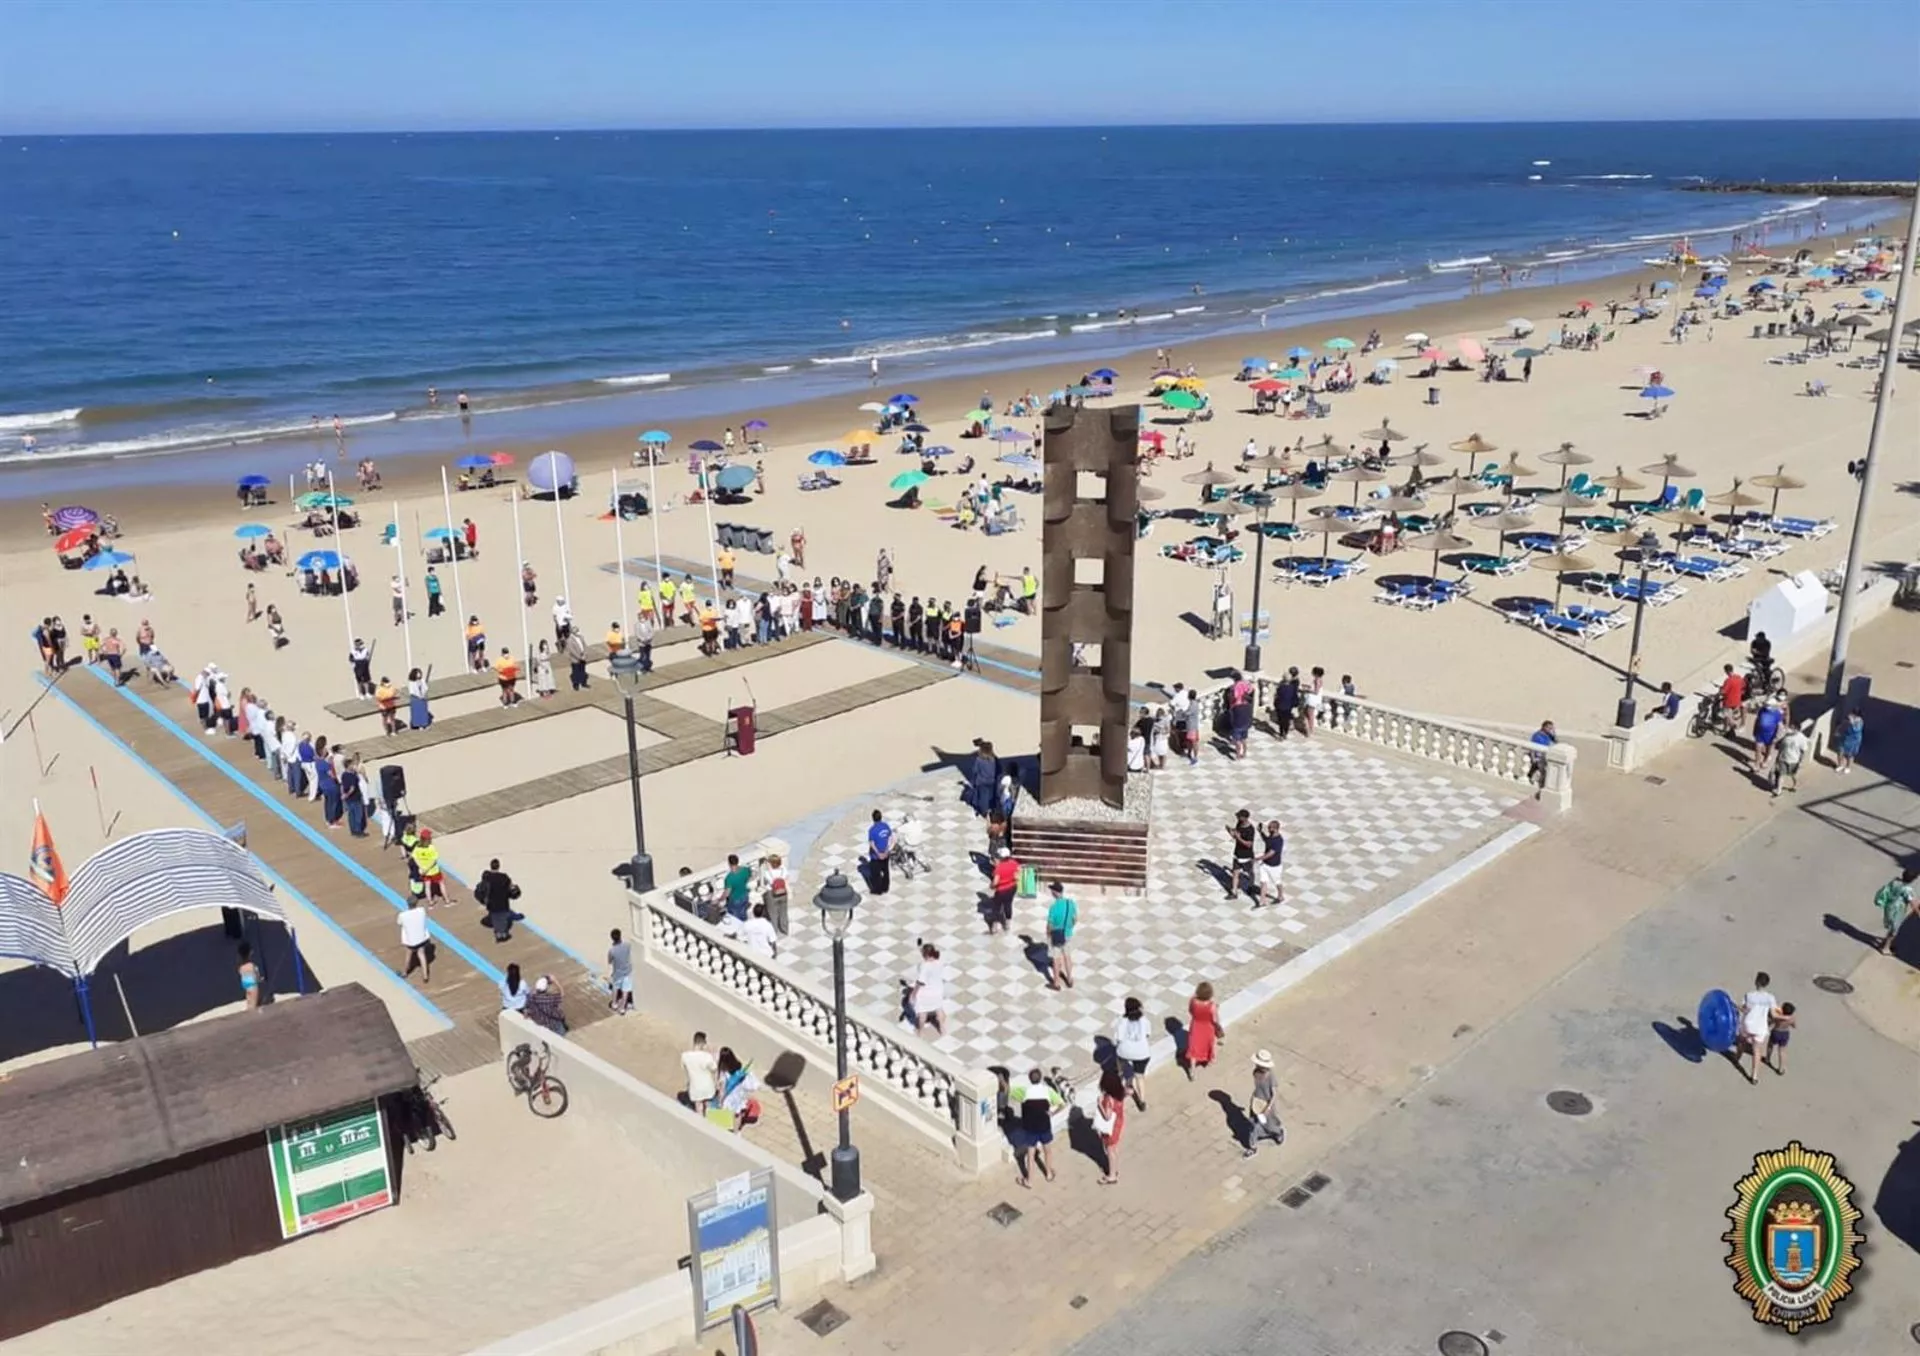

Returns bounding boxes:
[595,372,671,386]
[0,410,398,465]
[0,407,83,433]
[1572,174,1654,181]
[1309,278,1412,299]
[810,327,1058,364]
[761,365,793,374]
[1428,256,1493,272]
[1173,305,1206,315]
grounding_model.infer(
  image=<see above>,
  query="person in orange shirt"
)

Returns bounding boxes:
[374,676,400,735]
[495,647,522,706]
[465,615,488,671]
[699,603,721,657]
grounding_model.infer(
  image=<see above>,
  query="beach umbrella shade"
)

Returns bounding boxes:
[1090,368,1119,381]
[1286,345,1313,360]
[1372,491,1428,513]
[1835,315,1874,331]
[528,450,576,494]
[53,526,97,551]
[638,430,672,444]
[857,402,889,413]
[808,450,847,467]
[1539,443,1593,488]
[1374,358,1399,371]
[1512,346,1548,360]
[1748,465,1806,520]
[922,445,954,457]
[1639,455,1697,481]
[1328,464,1385,504]
[1272,366,1307,382]
[990,427,1032,443]
[1161,390,1206,411]
[489,451,514,466]
[424,526,455,539]
[1263,479,1326,521]
[1182,465,1242,488]
[1325,337,1356,351]
[295,550,342,573]
[1639,384,1675,402]
[82,549,136,571]
[1248,379,1286,395]
[1402,527,1476,579]
[1358,420,1407,446]
[232,523,272,541]
[1391,445,1446,468]
[1243,452,1292,472]
[1136,483,1166,503]
[1862,289,1885,302]
[237,474,271,488]
[889,469,930,492]
[1240,357,1271,370]
[1456,338,1488,364]
[904,422,931,434]
[456,454,494,470]
[1138,430,1166,446]
[889,394,920,405]
[743,419,769,431]
[49,506,100,532]
[295,492,354,510]
[1404,332,1430,345]
[1496,453,1539,483]
[689,439,724,453]
[1299,435,1351,460]
[1752,278,1777,291]
[1287,515,1354,563]
[1448,433,1499,461]
[1652,280,1675,292]
[1421,474,1484,500]
[1467,509,1537,556]
[1419,346,1444,362]
[1706,480,1765,524]
[999,454,1040,472]
[1657,508,1712,530]
[842,429,874,444]
[1507,318,1535,334]
[712,465,757,493]
[1531,549,1600,608]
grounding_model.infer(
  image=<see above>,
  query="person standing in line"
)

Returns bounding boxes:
[988,847,1019,934]
[280,723,302,793]
[567,626,590,690]
[1877,867,1918,954]
[632,610,655,673]
[341,757,369,836]
[1772,720,1811,797]
[1243,1049,1287,1156]
[1170,682,1199,764]
[1227,669,1254,759]
[658,574,677,627]
[398,896,434,986]
[1009,1068,1062,1188]
[1737,972,1779,1085]
[866,809,893,896]
[1256,818,1286,909]
[237,942,263,1011]
[1112,997,1153,1111]
[533,639,556,698]
[411,828,448,906]
[245,582,259,624]
[425,566,444,617]
[1301,666,1326,736]
[1834,709,1863,774]
[681,1031,719,1115]
[636,579,657,629]
[390,575,406,626]
[478,857,519,942]
[1225,809,1258,901]
[1185,980,1222,1076]
[606,928,634,1014]
[407,667,432,729]
[1093,1066,1127,1185]
[317,745,343,828]
[375,675,399,735]
[495,647,521,705]
[1045,881,1076,990]
[349,638,375,697]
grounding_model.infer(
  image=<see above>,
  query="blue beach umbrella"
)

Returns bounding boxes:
[998,454,1040,472]
[742,419,769,431]
[904,422,931,434]
[690,439,723,453]
[1693,287,1718,299]
[638,429,672,445]
[923,445,955,456]
[889,393,920,405]
[1090,367,1118,380]
[424,526,454,539]
[296,549,342,572]
[808,449,847,467]
[233,523,271,539]
[1240,356,1269,370]
[1651,280,1675,292]
[714,465,757,492]
[1286,345,1312,360]
[1640,384,1675,400]
[83,549,136,571]
[237,474,270,488]
[1806,266,1836,280]
[528,450,576,493]
[1862,288,1885,302]
[990,427,1032,443]
[1752,278,1777,291]
[456,454,493,469]
[1273,366,1307,382]
[1324,337,1356,351]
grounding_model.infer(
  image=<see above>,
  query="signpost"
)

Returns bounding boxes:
[267,1100,394,1239]
[688,1168,779,1331]
[831,1074,861,1114]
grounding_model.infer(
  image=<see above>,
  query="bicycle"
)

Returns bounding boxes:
[505,1041,570,1119]
[401,1070,457,1151]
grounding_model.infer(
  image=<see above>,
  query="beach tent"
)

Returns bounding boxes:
[528,450,577,494]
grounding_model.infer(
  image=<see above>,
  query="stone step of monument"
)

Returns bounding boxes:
[1012,819,1150,892]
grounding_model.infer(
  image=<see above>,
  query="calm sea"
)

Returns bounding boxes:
[1,120,1911,476]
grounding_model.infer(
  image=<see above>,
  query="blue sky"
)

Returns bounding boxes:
[4,0,1917,134]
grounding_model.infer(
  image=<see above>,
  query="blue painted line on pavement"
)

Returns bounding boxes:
[35,672,450,1026]
[80,665,509,988]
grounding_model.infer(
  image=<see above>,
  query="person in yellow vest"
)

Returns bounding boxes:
[679,575,700,627]
[495,646,522,706]
[374,676,399,735]
[636,582,657,626]
[717,545,736,589]
[658,576,677,627]
[699,601,721,657]
[410,827,447,904]
[1019,567,1039,614]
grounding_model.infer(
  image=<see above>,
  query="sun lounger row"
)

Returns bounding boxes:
[1578,573,1686,605]
[1744,512,1835,540]
[1372,577,1471,611]
[1276,557,1367,586]
[1649,551,1747,582]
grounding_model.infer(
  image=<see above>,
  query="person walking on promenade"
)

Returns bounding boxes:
[1045,882,1076,990]
[1835,709,1864,774]
[1112,997,1153,1111]
[1093,1067,1127,1185]
[1766,1002,1797,1076]
[1877,868,1917,954]
[607,928,634,1014]
[681,1032,719,1115]
[988,847,1019,934]
[425,566,444,617]
[398,897,434,986]
[1185,981,1222,1076]
[1225,809,1257,901]
[866,808,893,896]
[1772,720,1811,797]
[1243,1049,1287,1157]
[1256,817,1286,908]
[1737,972,1779,1085]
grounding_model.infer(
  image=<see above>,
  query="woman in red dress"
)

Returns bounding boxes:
[1185,980,1222,1075]
[1095,1066,1127,1185]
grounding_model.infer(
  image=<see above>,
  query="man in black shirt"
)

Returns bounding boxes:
[1226,809,1257,902]
[476,858,521,942]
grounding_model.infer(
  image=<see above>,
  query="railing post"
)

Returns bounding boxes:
[1542,744,1577,810]
[953,1069,1000,1173]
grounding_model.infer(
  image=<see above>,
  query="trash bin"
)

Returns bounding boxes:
[1426,385,1441,407]
[718,523,737,549]
[726,705,756,755]
[751,527,773,553]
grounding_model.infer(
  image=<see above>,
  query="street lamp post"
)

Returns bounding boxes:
[608,650,655,893]
[1614,529,1662,730]
[1243,492,1273,673]
[814,870,862,1202]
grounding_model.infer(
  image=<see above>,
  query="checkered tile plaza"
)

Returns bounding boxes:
[778,734,1519,1075]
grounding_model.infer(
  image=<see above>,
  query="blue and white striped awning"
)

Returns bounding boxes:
[0,828,281,979]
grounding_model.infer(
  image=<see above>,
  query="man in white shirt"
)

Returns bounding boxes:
[552,596,573,645]
[390,575,406,626]
[1739,971,1778,1085]
[398,901,433,985]
[740,904,779,961]
[681,1031,719,1114]
[1211,580,1234,641]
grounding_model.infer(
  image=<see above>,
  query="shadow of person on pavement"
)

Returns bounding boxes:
[1822,912,1884,950]
[1652,1016,1706,1063]
[1875,1123,1920,1255]
[1208,1089,1255,1151]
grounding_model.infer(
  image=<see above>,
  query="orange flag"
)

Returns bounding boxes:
[30,806,67,907]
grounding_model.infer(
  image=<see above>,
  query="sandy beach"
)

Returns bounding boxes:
[4,224,1913,977]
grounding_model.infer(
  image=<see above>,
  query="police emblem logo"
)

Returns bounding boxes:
[1723,1141,1864,1333]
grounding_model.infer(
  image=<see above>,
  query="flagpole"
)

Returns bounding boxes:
[552,460,573,607]
[613,467,631,638]
[440,466,468,658]
[511,483,531,663]
[326,470,355,691]
[392,501,414,672]
[647,448,665,584]
[698,454,719,601]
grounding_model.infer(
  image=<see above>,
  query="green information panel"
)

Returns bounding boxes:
[267,1100,394,1239]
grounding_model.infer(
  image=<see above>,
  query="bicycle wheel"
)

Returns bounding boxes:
[505,1045,533,1096]
[431,1095,457,1144]
[528,1073,570,1119]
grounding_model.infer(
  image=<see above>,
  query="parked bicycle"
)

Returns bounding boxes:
[505,1041,570,1119]
[399,1069,457,1151]
[1688,692,1736,740]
